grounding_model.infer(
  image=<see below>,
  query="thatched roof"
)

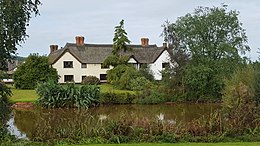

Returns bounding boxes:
[48,43,166,64]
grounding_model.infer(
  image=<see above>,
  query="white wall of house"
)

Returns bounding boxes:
[150,50,171,80]
[52,52,110,83]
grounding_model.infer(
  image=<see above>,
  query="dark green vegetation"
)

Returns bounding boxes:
[0,0,41,70]
[13,54,59,89]
[36,80,100,108]
[8,104,259,145]
[82,76,100,85]
[160,5,249,102]
[103,19,132,68]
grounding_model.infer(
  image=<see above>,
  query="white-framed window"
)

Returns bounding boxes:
[64,61,73,68]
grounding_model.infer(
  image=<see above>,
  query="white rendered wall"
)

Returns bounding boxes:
[52,52,110,83]
[150,50,171,80]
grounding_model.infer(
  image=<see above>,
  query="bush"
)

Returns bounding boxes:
[138,64,154,81]
[129,77,151,91]
[0,82,12,104]
[134,87,166,104]
[82,76,100,85]
[99,92,137,104]
[222,65,260,135]
[13,54,59,89]
[36,80,100,108]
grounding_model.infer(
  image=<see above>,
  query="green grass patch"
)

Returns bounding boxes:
[8,84,136,103]
[9,88,38,103]
[58,142,260,146]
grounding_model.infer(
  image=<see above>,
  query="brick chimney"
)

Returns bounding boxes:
[50,45,58,53]
[141,38,149,47]
[76,36,85,45]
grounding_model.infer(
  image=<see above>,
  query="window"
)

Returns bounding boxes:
[101,63,109,69]
[162,63,170,69]
[82,76,86,81]
[100,74,107,80]
[64,75,74,82]
[81,63,87,68]
[64,61,73,68]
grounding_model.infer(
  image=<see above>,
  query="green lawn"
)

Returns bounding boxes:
[8,84,136,103]
[58,142,260,146]
[10,88,38,103]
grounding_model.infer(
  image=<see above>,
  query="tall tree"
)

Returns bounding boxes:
[0,0,41,70]
[163,5,250,101]
[174,5,249,65]
[112,19,131,55]
[103,19,131,67]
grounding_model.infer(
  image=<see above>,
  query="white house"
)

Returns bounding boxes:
[48,36,171,83]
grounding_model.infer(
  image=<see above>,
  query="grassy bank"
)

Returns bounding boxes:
[77,143,260,146]
[8,84,136,103]
[2,142,260,146]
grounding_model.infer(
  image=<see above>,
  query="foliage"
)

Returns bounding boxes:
[138,64,154,81]
[112,19,131,54]
[36,80,100,108]
[222,65,260,135]
[82,76,100,85]
[13,54,59,89]
[160,5,249,101]
[183,64,223,102]
[103,19,132,68]
[161,21,190,85]
[0,82,13,144]
[129,77,152,91]
[99,92,137,104]
[0,0,41,70]
[107,65,139,90]
[252,61,260,104]
[174,5,249,63]
[0,81,12,104]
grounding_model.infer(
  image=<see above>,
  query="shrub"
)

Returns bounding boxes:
[99,92,137,104]
[0,82,12,104]
[36,80,100,108]
[222,65,260,135]
[82,76,100,85]
[129,77,151,91]
[134,87,166,104]
[13,54,59,89]
[138,64,154,81]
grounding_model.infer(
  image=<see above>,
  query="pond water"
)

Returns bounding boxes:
[7,103,220,140]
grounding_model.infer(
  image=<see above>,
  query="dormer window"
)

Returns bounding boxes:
[64,61,73,68]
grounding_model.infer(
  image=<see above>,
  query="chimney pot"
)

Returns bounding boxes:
[141,38,149,47]
[76,36,85,45]
[50,45,58,53]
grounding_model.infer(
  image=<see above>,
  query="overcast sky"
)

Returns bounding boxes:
[18,0,260,60]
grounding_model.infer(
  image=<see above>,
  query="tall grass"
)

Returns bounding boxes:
[36,80,100,108]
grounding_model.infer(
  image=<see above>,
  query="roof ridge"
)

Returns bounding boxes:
[65,43,157,48]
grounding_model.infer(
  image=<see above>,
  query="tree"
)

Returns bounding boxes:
[0,0,41,70]
[174,5,249,64]
[13,54,58,89]
[161,21,190,91]
[103,19,131,67]
[162,5,250,101]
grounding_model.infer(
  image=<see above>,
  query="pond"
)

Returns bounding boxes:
[7,103,220,141]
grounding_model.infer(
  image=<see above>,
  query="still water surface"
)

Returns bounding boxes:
[8,103,220,140]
